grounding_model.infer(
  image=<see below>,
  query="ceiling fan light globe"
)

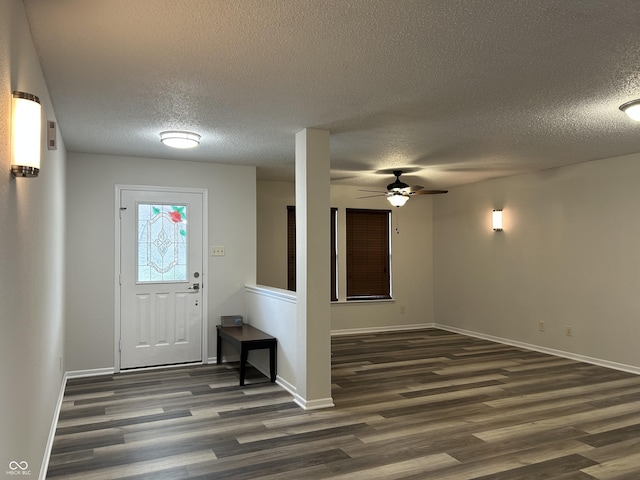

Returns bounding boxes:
[387,194,409,207]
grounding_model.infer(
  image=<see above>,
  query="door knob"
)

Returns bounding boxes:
[187,283,200,291]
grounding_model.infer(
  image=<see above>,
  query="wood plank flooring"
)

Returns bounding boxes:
[47,329,640,479]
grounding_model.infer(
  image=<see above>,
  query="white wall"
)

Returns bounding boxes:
[0,0,66,476]
[65,153,256,371]
[257,180,435,331]
[257,180,292,288]
[245,285,297,392]
[434,153,640,369]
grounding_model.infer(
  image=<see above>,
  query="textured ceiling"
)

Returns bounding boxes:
[22,0,640,189]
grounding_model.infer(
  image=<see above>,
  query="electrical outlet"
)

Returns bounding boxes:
[538,321,545,332]
[400,305,406,314]
[565,326,573,337]
[210,246,225,256]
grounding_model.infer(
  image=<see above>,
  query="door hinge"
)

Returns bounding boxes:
[119,274,122,285]
[119,340,122,351]
[119,206,126,219]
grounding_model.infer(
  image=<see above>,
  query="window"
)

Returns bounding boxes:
[287,206,295,291]
[287,206,338,301]
[346,208,391,300]
[137,203,188,283]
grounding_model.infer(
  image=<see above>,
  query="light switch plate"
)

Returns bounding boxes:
[210,246,225,256]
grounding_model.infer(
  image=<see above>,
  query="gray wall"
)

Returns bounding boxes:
[0,0,67,476]
[65,153,256,371]
[434,153,640,369]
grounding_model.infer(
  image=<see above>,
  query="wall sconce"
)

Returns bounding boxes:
[11,91,42,177]
[492,209,503,231]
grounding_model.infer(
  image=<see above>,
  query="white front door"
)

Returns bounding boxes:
[119,187,205,369]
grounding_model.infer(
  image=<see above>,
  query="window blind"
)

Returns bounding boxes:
[346,208,391,300]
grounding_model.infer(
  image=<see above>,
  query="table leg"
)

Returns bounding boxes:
[216,329,222,364]
[239,347,248,386]
[269,344,277,382]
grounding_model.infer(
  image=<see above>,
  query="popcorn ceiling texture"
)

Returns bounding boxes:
[22,0,640,188]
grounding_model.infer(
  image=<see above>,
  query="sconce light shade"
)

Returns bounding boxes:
[11,91,42,177]
[492,209,503,231]
[160,131,201,149]
[387,193,409,207]
[620,100,640,122]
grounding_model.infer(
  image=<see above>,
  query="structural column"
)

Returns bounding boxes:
[294,128,334,409]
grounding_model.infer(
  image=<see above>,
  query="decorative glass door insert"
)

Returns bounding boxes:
[137,203,188,283]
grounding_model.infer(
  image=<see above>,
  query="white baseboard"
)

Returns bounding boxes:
[266,375,334,410]
[276,376,297,397]
[65,367,115,379]
[293,394,335,410]
[331,323,435,336]
[39,373,68,480]
[435,324,640,376]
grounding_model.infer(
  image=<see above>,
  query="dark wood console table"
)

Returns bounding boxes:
[216,324,277,386]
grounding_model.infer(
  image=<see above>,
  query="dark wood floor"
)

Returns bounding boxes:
[47,329,640,479]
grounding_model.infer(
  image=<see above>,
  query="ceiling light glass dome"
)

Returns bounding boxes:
[160,131,201,149]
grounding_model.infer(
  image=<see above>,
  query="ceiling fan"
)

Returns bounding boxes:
[358,170,448,207]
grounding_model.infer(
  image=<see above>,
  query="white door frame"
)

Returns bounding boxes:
[114,184,209,373]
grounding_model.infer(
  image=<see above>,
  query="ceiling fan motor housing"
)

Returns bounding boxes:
[387,170,409,191]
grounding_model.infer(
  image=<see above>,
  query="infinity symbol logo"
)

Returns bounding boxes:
[9,461,28,471]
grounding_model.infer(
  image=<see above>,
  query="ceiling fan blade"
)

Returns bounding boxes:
[370,170,449,198]
[412,189,448,195]
[358,189,387,194]
[356,193,387,199]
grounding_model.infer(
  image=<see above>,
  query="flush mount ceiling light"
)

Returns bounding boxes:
[160,131,201,149]
[619,100,640,122]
